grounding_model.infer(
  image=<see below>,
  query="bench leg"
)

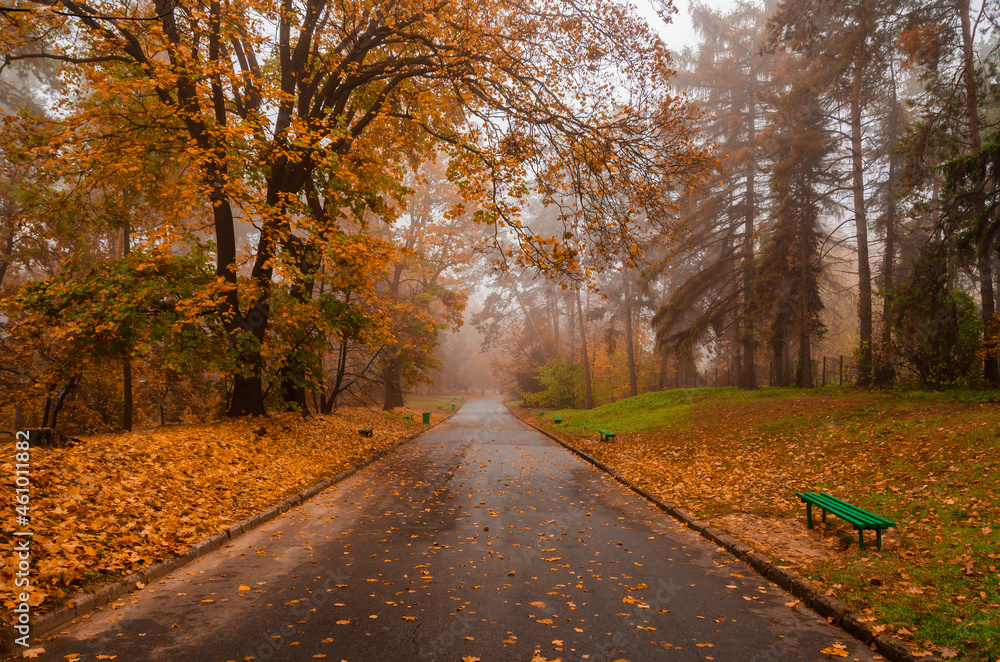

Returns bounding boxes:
[805,502,812,530]
[876,528,882,550]
[821,508,827,524]
[858,528,864,551]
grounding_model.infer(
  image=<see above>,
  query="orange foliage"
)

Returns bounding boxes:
[1,0,715,416]
[0,409,443,622]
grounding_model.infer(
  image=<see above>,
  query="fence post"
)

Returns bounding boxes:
[822,356,826,387]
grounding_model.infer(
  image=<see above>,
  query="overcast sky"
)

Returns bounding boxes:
[639,0,741,54]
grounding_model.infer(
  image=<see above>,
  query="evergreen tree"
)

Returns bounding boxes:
[770,0,907,387]
[653,0,779,387]
[754,65,833,387]
[898,0,1000,385]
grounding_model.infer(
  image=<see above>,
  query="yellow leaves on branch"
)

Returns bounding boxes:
[0,408,440,624]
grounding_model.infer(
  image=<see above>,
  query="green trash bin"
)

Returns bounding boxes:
[451,404,455,411]
[422,412,431,425]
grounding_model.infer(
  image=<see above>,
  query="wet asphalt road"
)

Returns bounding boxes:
[25,397,874,661]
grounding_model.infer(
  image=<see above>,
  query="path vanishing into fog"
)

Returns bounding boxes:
[25,397,874,661]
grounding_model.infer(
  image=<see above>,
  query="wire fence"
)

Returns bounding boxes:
[683,356,863,388]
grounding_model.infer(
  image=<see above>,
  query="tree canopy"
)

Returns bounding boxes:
[0,0,713,417]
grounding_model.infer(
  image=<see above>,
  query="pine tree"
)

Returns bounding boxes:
[653,1,779,387]
[770,0,907,387]
[755,64,834,387]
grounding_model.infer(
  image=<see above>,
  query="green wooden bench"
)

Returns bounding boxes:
[359,427,374,437]
[553,416,562,423]
[402,414,413,420]
[796,492,895,550]
[599,430,616,442]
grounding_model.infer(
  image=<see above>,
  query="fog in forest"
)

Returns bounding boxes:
[1,0,998,429]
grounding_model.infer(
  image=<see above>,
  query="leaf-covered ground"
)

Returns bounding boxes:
[1,405,451,625]
[517,387,1000,661]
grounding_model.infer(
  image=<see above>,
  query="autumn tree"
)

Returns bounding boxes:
[1,37,208,430]
[374,163,473,410]
[2,0,713,418]
[473,272,560,399]
[0,19,61,295]
[4,248,221,428]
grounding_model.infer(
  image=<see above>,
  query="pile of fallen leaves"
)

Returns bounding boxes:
[518,390,1000,661]
[0,407,442,623]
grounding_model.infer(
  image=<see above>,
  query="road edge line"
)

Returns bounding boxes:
[507,404,931,662]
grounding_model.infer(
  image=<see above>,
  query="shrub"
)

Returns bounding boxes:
[522,357,584,408]
[892,244,983,389]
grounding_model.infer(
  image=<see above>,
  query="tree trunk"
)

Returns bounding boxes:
[977,251,998,381]
[772,336,786,387]
[46,374,79,429]
[123,360,133,431]
[576,289,593,409]
[278,364,309,414]
[875,66,900,387]
[0,215,15,292]
[959,0,1000,385]
[229,373,266,416]
[851,48,873,387]
[122,219,133,431]
[659,346,670,389]
[567,290,576,363]
[382,353,405,410]
[740,83,757,389]
[278,238,318,413]
[623,272,638,397]
[797,196,813,388]
[550,284,560,352]
[322,333,351,414]
[216,191,269,416]
[513,284,549,361]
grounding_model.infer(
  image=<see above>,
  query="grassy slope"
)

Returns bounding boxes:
[518,387,1000,661]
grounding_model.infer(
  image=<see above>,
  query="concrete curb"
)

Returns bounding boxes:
[20,411,457,648]
[509,405,934,662]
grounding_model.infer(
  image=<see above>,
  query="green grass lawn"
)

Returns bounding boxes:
[514,386,1000,661]
[403,393,466,413]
